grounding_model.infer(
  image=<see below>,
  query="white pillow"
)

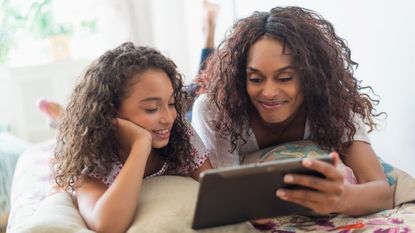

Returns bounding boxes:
[17,193,93,233]
[128,176,256,233]
[16,176,257,233]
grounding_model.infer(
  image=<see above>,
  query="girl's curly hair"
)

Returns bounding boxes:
[53,42,192,192]
[204,6,383,154]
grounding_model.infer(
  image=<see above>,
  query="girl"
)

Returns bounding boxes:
[53,42,212,233]
[192,6,392,216]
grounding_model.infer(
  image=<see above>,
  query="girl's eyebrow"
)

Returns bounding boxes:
[247,65,295,75]
[140,97,161,102]
[140,94,174,103]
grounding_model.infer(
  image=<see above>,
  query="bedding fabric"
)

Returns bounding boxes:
[7,139,256,233]
[7,139,415,232]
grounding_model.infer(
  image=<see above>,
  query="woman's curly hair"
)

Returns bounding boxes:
[204,6,383,154]
[53,42,192,192]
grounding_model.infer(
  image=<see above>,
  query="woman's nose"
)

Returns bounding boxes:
[262,80,279,99]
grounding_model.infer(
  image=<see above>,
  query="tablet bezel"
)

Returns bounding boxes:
[191,156,333,229]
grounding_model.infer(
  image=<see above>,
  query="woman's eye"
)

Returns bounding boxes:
[248,77,262,83]
[279,77,293,82]
[168,102,176,108]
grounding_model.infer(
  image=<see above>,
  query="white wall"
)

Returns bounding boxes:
[0,60,90,142]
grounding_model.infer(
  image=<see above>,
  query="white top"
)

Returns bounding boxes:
[191,94,370,168]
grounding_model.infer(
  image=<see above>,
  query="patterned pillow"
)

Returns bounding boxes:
[242,140,415,207]
[242,140,357,185]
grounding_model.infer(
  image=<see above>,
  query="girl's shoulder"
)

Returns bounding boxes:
[82,159,123,187]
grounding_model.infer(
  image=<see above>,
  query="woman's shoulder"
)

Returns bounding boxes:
[192,94,217,122]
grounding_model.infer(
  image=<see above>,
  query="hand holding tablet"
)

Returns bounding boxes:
[192,155,334,229]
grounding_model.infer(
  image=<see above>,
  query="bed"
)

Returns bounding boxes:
[6,139,415,233]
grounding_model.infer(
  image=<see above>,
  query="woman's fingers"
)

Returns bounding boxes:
[301,152,343,181]
[274,153,347,214]
[281,173,344,194]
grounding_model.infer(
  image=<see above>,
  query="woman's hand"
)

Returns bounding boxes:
[113,117,152,154]
[275,152,349,215]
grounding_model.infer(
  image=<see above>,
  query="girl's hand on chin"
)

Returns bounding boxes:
[276,152,348,215]
[113,117,152,153]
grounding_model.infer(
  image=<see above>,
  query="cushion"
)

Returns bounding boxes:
[242,140,357,184]
[15,176,257,233]
[242,140,415,207]
[16,193,93,233]
[128,176,256,233]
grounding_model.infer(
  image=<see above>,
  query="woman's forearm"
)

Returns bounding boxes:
[342,180,393,216]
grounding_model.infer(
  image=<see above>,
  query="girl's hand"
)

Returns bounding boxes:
[275,152,348,215]
[113,117,152,154]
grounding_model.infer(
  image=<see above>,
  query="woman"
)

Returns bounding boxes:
[192,6,392,216]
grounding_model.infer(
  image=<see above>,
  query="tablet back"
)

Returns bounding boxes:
[192,156,332,229]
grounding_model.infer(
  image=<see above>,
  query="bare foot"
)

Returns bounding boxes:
[37,98,64,128]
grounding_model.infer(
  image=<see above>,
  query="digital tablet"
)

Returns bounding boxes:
[191,156,333,229]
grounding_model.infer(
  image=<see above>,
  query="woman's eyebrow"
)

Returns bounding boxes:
[246,65,295,74]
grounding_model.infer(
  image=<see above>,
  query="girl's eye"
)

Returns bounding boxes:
[145,108,158,113]
[168,103,176,107]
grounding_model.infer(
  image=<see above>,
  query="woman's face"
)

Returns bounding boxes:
[246,37,304,123]
[118,69,177,148]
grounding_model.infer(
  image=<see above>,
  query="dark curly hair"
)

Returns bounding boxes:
[204,6,383,154]
[53,42,192,192]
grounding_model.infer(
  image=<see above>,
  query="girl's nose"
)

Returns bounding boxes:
[160,108,176,125]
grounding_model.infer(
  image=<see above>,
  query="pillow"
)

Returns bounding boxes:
[378,158,415,206]
[16,193,93,233]
[242,140,356,184]
[128,176,257,233]
[242,140,415,207]
[16,176,257,233]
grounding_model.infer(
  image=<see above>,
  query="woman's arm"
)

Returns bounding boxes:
[276,141,393,216]
[76,118,152,233]
[191,94,241,168]
[341,141,393,215]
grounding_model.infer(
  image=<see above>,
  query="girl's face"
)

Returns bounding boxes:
[118,69,177,148]
[246,37,304,123]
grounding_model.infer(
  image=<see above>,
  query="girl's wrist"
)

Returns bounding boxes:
[131,139,152,157]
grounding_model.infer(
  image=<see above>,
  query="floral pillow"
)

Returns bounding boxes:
[242,140,357,185]
[242,140,415,207]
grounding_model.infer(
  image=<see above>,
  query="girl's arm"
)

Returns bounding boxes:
[276,141,393,216]
[191,158,213,180]
[76,118,152,233]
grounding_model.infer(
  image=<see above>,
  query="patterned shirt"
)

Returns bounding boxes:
[85,124,209,187]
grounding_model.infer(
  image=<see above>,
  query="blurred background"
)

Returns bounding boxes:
[0,0,414,175]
